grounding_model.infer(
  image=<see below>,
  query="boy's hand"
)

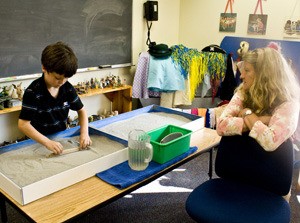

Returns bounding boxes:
[45,140,64,154]
[79,134,92,150]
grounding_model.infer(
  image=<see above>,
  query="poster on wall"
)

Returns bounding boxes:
[247,14,268,35]
[219,13,237,32]
[283,19,300,39]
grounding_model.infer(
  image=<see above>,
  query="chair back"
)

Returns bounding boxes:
[215,135,294,196]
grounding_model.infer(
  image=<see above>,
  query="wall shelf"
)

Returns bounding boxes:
[0,85,132,115]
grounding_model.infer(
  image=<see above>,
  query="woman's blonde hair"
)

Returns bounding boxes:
[237,47,300,115]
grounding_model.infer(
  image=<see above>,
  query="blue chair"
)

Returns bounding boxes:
[294,156,300,193]
[186,135,294,223]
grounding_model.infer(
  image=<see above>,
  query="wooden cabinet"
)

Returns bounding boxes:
[79,85,132,114]
[0,85,132,115]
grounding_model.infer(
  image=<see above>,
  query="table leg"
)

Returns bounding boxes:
[297,170,300,193]
[0,193,8,223]
[208,148,213,179]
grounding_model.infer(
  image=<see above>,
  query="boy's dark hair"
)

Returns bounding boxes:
[41,42,78,78]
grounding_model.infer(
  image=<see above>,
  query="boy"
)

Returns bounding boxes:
[18,42,91,155]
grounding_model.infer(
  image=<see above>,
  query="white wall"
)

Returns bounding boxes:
[179,0,300,50]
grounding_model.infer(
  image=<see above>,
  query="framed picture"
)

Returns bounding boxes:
[219,13,237,32]
[247,14,268,35]
[283,19,300,39]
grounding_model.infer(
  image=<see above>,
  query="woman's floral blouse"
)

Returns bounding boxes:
[216,91,299,151]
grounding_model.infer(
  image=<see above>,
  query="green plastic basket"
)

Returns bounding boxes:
[147,125,192,164]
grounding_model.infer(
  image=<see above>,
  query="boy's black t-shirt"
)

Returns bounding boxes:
[19,75,83,135]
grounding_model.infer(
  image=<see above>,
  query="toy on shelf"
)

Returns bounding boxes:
[73,82,89,95]
[74,74,124,95]
[67,108,119,128]
[0,136,27,148]
[13,83,24,100]
[0,83,24,109]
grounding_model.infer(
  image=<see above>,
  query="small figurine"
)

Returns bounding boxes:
[0,86,9,97]
[67,116,79,128]
[11,85,18,99]
[117,76,122,87]
[13,82,24,100]
[94,78,100,89]
[90,78,96,89]
[7,85,14,97]
[100,78,106,88]
[111,76,117,88]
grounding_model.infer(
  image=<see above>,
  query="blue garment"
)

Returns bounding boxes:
[147,55,185,92]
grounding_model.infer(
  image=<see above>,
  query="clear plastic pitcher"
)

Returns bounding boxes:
[128,129,153,171]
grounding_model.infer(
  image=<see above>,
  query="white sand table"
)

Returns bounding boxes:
[0,135,125,187]
[98,112,191,140]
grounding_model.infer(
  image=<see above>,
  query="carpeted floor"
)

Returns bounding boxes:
[3,150,300,223]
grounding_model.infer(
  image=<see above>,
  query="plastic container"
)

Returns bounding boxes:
[147,125,192,164]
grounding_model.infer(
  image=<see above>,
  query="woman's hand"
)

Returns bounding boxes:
[241,108,272,131]
[238,109,245,118]
[258,116,271,125]
[238,108,252,118]
[238,108,251,132]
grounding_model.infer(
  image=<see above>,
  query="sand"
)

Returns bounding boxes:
[0,135,125,187]
[99,112,191,140]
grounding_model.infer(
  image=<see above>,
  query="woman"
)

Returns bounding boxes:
[217,47,300,152]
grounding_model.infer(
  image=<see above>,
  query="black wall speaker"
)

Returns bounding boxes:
[144,1,158,21]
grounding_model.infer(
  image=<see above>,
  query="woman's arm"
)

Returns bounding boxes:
[216,92,244,136]
[241,109,271,130]
[248,101,299,151]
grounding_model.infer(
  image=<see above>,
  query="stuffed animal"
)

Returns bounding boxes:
[237,41,249,59]
[12,83,24,100]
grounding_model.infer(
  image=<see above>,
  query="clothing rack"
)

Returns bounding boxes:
[202,44,226,54]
